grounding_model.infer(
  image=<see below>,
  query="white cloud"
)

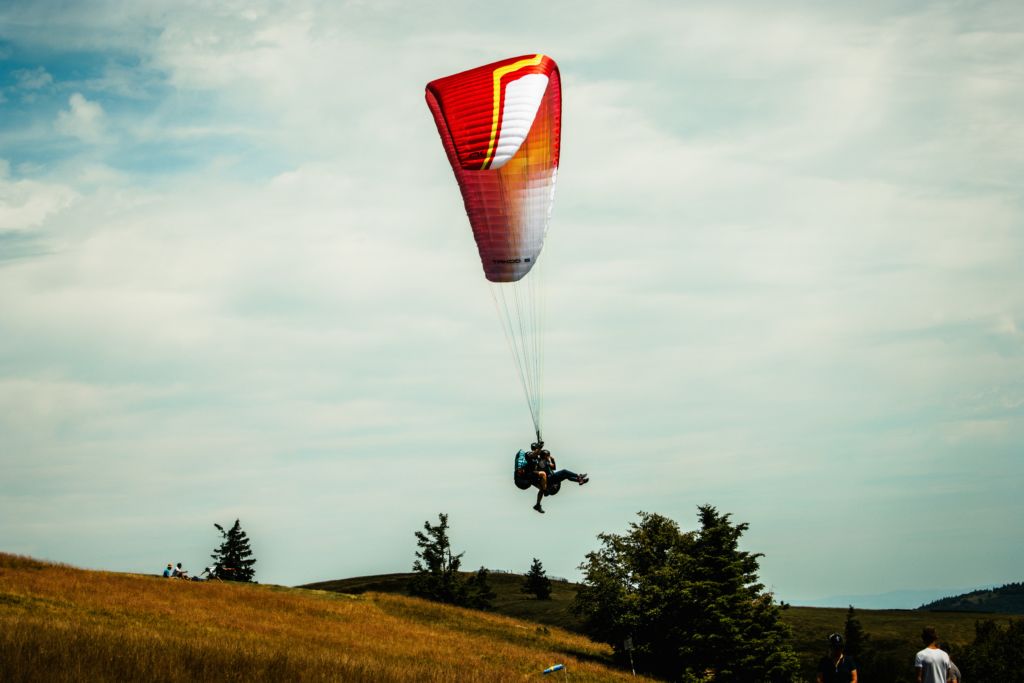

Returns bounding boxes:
[0,165,78,232]
[13,66,54,90]
[55,93,106,143]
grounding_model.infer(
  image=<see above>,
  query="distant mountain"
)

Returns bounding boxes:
[794,586,995,610]
[918,582,1024,614]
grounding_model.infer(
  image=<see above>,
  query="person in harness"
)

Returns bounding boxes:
[514,441,588,514]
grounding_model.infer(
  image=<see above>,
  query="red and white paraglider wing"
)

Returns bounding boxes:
[426,54,561,282]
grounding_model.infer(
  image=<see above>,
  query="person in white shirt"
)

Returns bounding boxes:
[915,627,951,683]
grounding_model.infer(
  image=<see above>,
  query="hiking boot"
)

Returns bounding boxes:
[533,503,545,514]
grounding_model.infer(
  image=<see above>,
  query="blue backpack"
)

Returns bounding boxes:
[514,450,532,489]
[513,450,561,495]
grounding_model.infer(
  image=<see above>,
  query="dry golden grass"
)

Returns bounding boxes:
[0,553,648,682]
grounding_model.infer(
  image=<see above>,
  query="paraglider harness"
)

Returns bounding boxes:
[513,441,561,496]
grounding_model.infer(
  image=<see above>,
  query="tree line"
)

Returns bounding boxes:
[409,505,799,681]
[210,511,1024,681]
[408,507,1024,682]
[842,603,1024,682]
[407,513,556,606]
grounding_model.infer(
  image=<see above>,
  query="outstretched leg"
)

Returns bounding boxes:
[533,471,547,513]
[549,469,589,486]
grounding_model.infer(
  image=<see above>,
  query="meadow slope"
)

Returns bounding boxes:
[308,571,1021,680]
[0,553,647,682]
[303,571,584,631]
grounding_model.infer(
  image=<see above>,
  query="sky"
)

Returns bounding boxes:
[1,0,1021,608]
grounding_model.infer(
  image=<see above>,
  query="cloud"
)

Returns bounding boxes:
[13,66,54,90]
[55,93,105,142]
[0,162,78,232]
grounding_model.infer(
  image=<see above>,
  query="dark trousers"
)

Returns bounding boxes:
[548,469,580,485]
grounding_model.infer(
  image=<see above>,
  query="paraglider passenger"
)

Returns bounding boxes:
[523,442,587,514]
[538,449,588,489]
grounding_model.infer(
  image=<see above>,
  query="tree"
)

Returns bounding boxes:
[409,514,495,610]
[959,618,1024,682]
[573,506,799,682]
[210,519,256,582]
[843,605,868,659]
[410,513,468,605]
[522,557,552,600]
[465,566,497,610]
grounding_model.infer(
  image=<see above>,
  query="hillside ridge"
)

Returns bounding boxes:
[0,552,643,682]
[301,570,585,632]
[918,581,1024,613]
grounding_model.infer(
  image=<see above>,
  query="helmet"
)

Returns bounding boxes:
[828,633,843,648]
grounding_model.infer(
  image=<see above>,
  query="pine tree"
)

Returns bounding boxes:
[409,513,468,605]
[210,519,256,582]
[465,566,497,610]
[522,557,553,600]
[573,506,799,682]
[843,605,868,659]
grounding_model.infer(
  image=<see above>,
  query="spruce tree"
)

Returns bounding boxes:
[522,557,553,600]
[465,566,497,610]
[843,605,868,659]
[410,513,468,605]
[210,519,256,582]
[573,506,799,682]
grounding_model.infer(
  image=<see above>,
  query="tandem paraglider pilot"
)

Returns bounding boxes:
[514,441,587,514]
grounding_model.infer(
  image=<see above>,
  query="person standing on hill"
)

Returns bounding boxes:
[817,633,857,683]
[915,627,951,683]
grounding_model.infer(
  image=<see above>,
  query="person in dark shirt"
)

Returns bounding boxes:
[817,633,858,683]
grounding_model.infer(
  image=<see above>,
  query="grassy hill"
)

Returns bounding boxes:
[6,553,1018,682]
[0,553,648,682]
[918,582,1024,614]
[302,571,584,632]
[307,571,1022,681]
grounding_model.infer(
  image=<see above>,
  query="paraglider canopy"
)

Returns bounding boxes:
[425,54,561,283]
[425,54,562,440]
